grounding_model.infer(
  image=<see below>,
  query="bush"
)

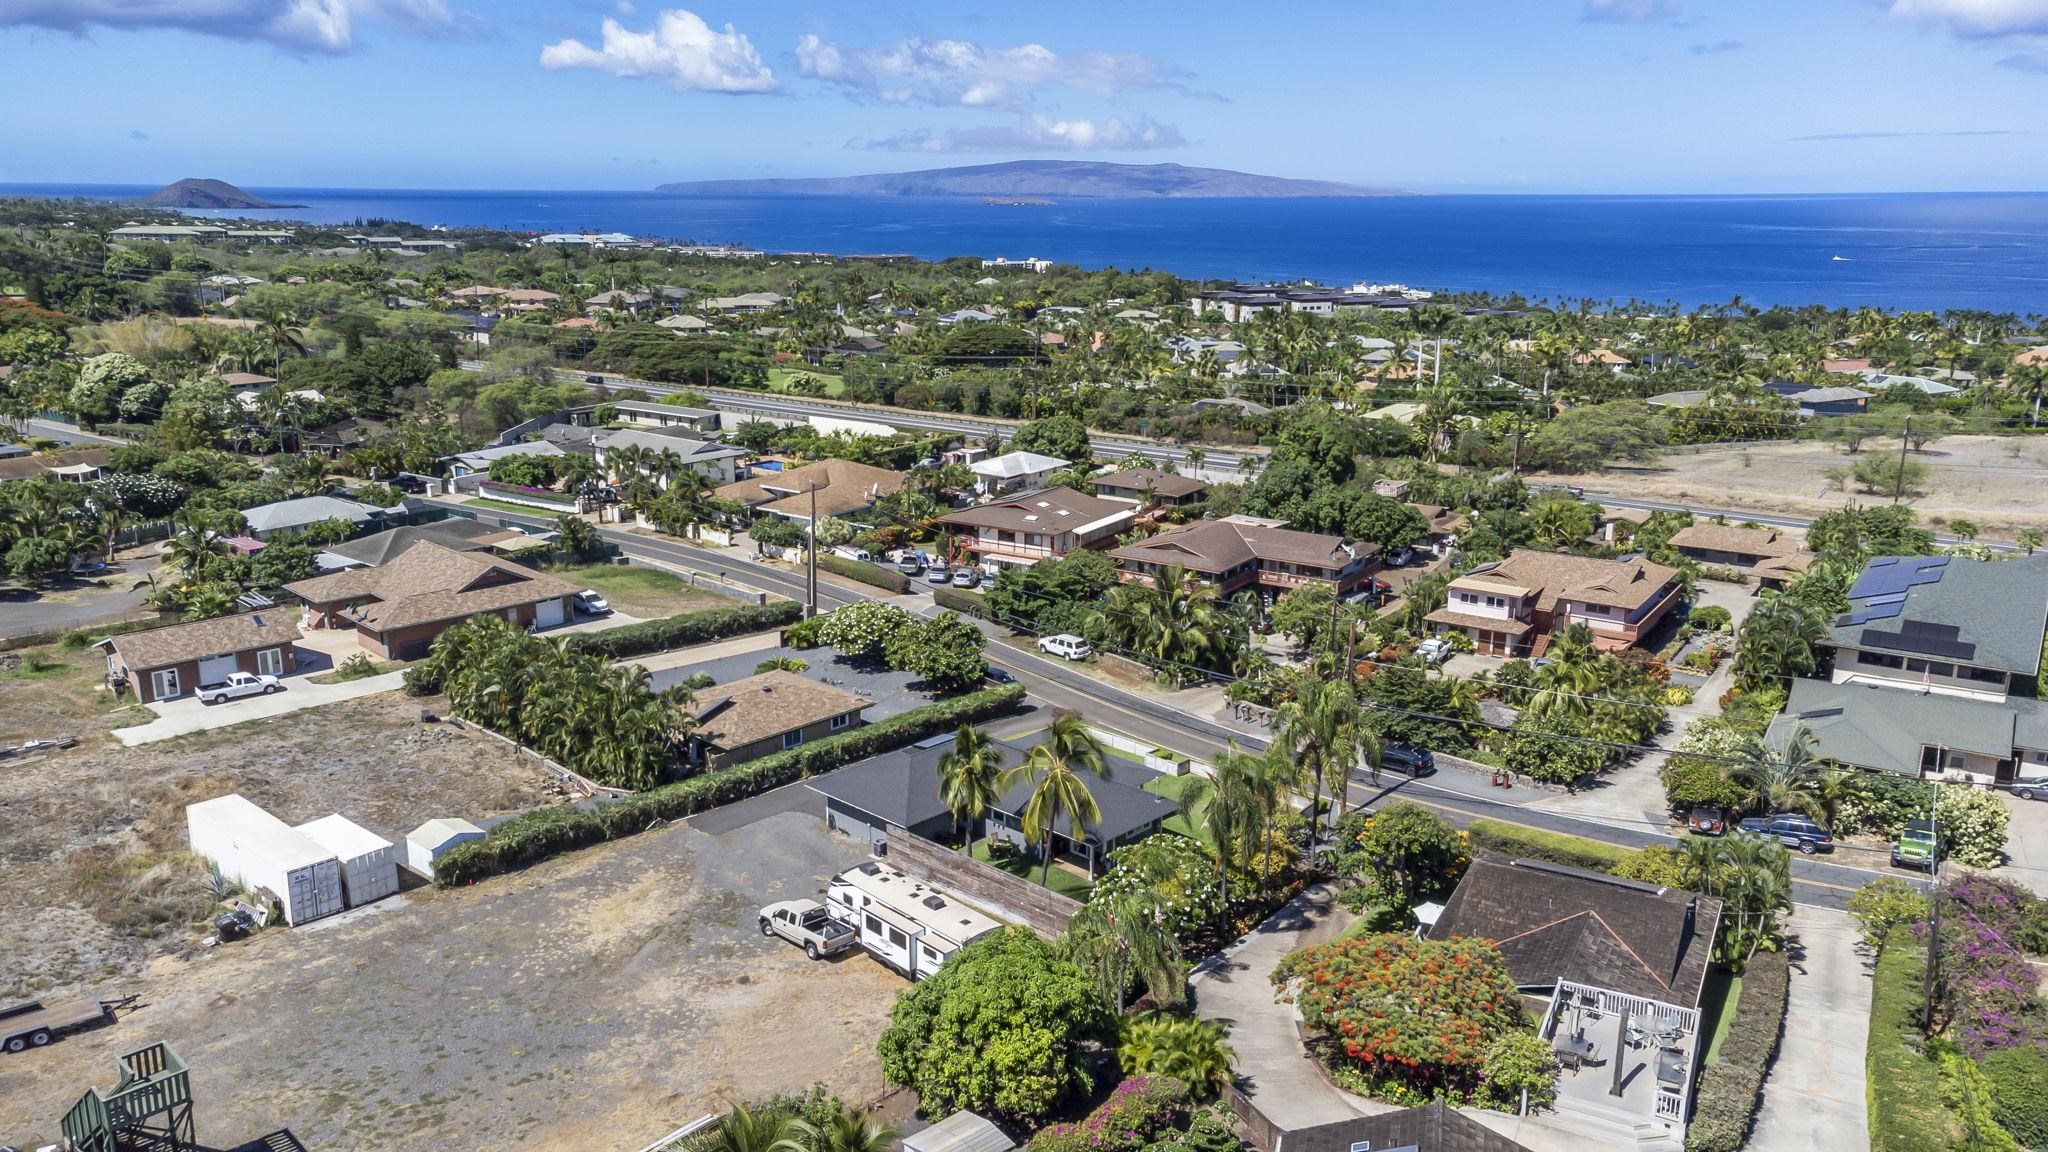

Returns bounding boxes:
[433,682,1025,886]
[1979,1048,2048,1149]
[1867,930,1962,1152]
[784,615,827,649]
[562,600,800,659]
[816,600,914,659]
[1936,786,2010,869]
[1847,877,1930,952]
[1029,1076,1195,1152]
[932,586,986,618]
[816,552,911,593]
[1689,604,1732,632]
[1683,948,1789,1152]
[1465,819,1635,873]
[1837,772,1935,838]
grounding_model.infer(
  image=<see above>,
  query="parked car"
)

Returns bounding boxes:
[2014,769,2048,802]
[984,666,1016,685]
[1738,813,1834,854]
[1375,744,1436,777]
[830,546,874,563]
[584,374,605,385]
[757,899,856,960]
[573,589,611,615]
[1415,637,1453,665]
[1038,634,1093,660]
[950,568,982,589]
[199,672,281,706]
[923,564,953,585]
[393,474,428,494]
[895,557,924,576]
[1387,547,1415,567]
[1892,819,1944,871]
[1686,807,1727,836]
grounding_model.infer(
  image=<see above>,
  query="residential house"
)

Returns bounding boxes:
[1666,523,1802,568]
[1766,555,2048,785]
[700,292,785,314]
[566,399,721,435]
[687,670,868,769]
[241,495,386,541]
[655,313,713,333]
[100,610,305,703]
[1091,468,1208,508]
[443,440,566,480]
[1430,854,1722,1146]
[498,288,560,311]
[304,416,386,456]
[1823,358,1873,374]
[1426,549,1683,656]
[316,519,530,570]
[1786,385,1872,417]
[1749,550,1816,591]
[1407,503,1467,556]
[1862,372,1961,397]
[583,289,651,316]
[936,487,1136,572]
[969,451,1069,496]
[1280,1104,1535,1152]
[284,542,580,661]
[0,448,110,484]
[1190,396,1271,418]
[1109,516,1379,603]
[1575,348,1632,373]
[979,257,1052,272]
[936,308,998,325]
[716,459,906,525]
[590,429,747,486]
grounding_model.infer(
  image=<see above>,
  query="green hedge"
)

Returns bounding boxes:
[433,681,1027,887]
[1979,1049,2048,1150]
[1464,819,1637,873]
[562,600,800,660]
[1868,930,1963,1152]
[816,553,910,594]
[1683,949,1789,1152]
[931,586,987,618]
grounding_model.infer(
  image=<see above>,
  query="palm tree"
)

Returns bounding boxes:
[937,723,1005,854]
[789,1111,898,1152]
[707,1100,805,1152]
[1066,893,1186,1012]
[1731,726,1825,819]
[1221,741,1302,893]
[256,307,306,378]
[1178,755,1257,935]
[1276,678,1369,837]
[1117,1014,1236,1099]
[1001,714,1109,885]
[1734,596,1824,690]
[1091,564,1229,685]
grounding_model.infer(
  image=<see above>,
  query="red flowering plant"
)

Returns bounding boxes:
[1274,933,1526,1103]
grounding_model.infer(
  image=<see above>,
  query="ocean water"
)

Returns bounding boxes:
[7,183,2048,314]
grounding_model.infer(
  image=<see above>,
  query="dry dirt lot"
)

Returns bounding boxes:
[0,808,897,1152]
[0,647,559,1000]
[1540,434,2048,539]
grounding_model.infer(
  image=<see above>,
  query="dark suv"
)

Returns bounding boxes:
[1738,813,1834,854]
[1376,745,1436,778]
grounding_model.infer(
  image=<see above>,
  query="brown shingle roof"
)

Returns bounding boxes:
[692,670,868,750]
[936,487,1135,534]
[716,459,906,520]
[283,542,577,633]
[0,448,110,481]
[1429,854,1722,1007]
[1091,468,1208,500]
[1668,523,1800,559]
[103,610,302,672]
[1110,518,1373,575]
[1749,551,1817,580]
[1455,549,1679,613]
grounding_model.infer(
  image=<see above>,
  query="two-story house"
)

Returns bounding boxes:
[716,459,906,526]
[968,451,1069,496]
[1426,549,1683,656]
[1108,516,1379,602]
[935,487,1135,572]
[1769,555,2048,785]
[1091,468,1208,509]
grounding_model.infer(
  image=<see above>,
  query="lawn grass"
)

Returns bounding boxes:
[1699,969,1742,1064]
[463,496,569,518]
[540,561,729,617]
[765,368,848,397]
[971,840,1093,901]
[1868,933,1963,1152]
[1142,773,1204,843]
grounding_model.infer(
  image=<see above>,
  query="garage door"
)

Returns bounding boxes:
[534,598,566,629]
[197,654,238,684]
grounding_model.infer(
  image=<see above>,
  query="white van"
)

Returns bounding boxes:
[829,546,874,563]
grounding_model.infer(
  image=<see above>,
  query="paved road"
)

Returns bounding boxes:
[1581,489,2010,550]
[22,418,125,446]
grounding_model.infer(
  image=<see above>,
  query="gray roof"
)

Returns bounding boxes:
[242,495,384,534]
[904,1112,1015,1152]
[320,520,501,567]
[446,440,566,470]
[1789,386,1873,403]
[591,428,747,460]
[1768,678,2048,774]
[1829,555,2048,676]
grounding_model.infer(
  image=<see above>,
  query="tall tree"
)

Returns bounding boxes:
[937,723,1005,854]
[1001,714,1110,885]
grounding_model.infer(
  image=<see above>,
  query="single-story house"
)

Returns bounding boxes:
[317,519,529,569]
[700,292,785,314]
[969,451,1069,496]
[284,542,579,661]
[1408,503,1467,555]
[0,448,111,483]
[1787,386,1872,417]
[1276,1103,1534,1152]
[1091,468,1208,508]
[688,670,869,768]
[1769,677,2048,782]
[937,487,1135,571]
[241,495,386,541]
[1190,397,1270,418]
[567,400,720,435]
[1863,372,1960,396]
[716,458,907,524]
[1666,523,1801,568]
[655,312,713,333]
[442,440,566,480]
[100,610,305,703]
[1750,550,1816,591]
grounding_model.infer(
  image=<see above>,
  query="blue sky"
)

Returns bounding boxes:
[3,0,2047,192]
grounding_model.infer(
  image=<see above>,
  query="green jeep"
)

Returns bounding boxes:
[1891,819,1942,871]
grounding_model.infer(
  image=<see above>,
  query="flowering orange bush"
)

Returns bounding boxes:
[1275,933,1524,1100]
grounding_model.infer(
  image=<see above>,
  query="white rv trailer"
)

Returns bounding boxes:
[826,861,1002,980]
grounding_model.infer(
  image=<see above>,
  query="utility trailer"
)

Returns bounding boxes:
[0,995,133,1054]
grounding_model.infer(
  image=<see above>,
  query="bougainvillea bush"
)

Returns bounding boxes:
[1936,875,2046,1054]
[1026,1075,1194,1152]
[1274,933,1541,1107]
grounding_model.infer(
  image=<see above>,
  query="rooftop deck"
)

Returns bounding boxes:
[1543,981,1696,1139]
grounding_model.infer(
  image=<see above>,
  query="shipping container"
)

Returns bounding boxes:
[295,814,400,907]
[186,794,344,926]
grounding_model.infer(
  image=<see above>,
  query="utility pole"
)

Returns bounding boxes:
[805,483,821,618]
[1921,772,1944,1034]
[1892,414,1913,504]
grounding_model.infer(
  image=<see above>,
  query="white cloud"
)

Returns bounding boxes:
[1581,0,1684,24]
[539,9,776,93]
[796,34,1204,108]
[854,115,1186,154]
[1887,0,2048,38]
[1690,38,1744,53]
[0,0,462,52]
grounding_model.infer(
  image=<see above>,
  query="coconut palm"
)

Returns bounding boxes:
[1178,754,1257,935]
[789,1111,898,1152]
[256,307,306,378]
[1002,714,1109,885]
[937,723,1005,854]
[1734,596,1824,690]
[1221,740,1303,894]
[1276,678,1370,835]
[706,1100,805,1152]
[1731,726,1825,818]
[1066,893,1186,1012]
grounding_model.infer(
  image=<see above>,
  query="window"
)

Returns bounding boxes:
[782,730,804,750]
[865,914,883,936]
[255,647,285,678]
[1857,650,1906,670]
[1905,658,1956,679]
[888,927,908,948]
[150,668,181,700]
[830,713,851,731]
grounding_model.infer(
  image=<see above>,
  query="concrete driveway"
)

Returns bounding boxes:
[116,670,408,746]
[1747,907,1870,1152]
[1999,791,2048,897]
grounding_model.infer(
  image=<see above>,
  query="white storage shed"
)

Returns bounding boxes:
[405,817,484,879]
[186,794,344,926]
[296,814,401,907]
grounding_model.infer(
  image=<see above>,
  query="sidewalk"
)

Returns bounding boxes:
[629,631,781,674]
[1747,908,1871,1152]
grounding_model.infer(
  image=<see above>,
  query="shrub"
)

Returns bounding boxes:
[784,614,827,649]
[1979,1048,2048,1149]
[817,552,911,593]
[1089,836,1224,945]
[562,600,800,659]
[1475,1031,1559,1113]
[1465,819,1635,873]
[1936,1043,2025,1152]
[1029,1076,1195,1152]
[1936,786,2010,869]
[1689,604,1732,632]
[1867,930,1962,1152]
[1611,843,1685,886]
[433,682,1025,886]
[816,600,914,659]
[1332,802,1467,912]
[1837,772,1934,838]
[932,586,986,617]
[1847,877,1930,952]
[1683,948,1789,1152]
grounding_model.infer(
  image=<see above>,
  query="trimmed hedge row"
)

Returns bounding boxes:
[816,553,911,594]
[1981,1048,2048,1149]
[1465,818,1636,873]
[562,600,801,660]
[1683,949,1790,1152]
[433,681,1027,886]
[931,586,987,618]
[1867,931,1961,1152]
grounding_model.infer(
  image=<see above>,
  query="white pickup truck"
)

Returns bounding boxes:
[199,672,282,705]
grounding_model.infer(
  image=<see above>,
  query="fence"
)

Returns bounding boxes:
[1222,1084,1285,1152]
[883,824,1081,940]
[1088,724,1199,776]
[446,717,632,799]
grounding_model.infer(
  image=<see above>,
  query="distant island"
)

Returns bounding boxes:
[656,160,1407,199]
[142,178,301,210]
